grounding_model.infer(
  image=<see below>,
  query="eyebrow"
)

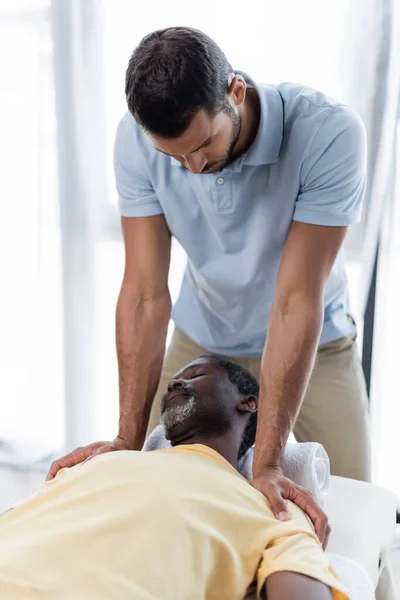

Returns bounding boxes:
[155,136,213,157]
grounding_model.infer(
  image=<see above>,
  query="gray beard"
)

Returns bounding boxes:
[160,394,196,430]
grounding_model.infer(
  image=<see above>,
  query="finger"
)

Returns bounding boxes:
[288,488,328,544]
[313,514,328,547]
[263,485,291,521]
[80,445,111,467]
[322,523,332,551]
[46,455,75,481]
[92,444,113,457]
[45,447,92,481]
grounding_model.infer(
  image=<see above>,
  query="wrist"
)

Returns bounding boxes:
[117,424,142,450]
[118,411,142,446]
[253,463,283,479]
[115,434,135,449]
[253,446,283,473]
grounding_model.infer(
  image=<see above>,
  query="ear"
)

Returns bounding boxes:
[237,394,258,414]
[227,74,246,107]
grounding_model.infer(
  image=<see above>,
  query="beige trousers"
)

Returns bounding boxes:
[148,328,371,482]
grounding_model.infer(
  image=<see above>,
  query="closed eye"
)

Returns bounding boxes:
[190,373,205,379]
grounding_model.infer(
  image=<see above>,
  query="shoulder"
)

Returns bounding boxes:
[275,82,341,116]
[113,113,175,185]
[271,83,366,171]
[114,111,156,165]
[275,82,365,139]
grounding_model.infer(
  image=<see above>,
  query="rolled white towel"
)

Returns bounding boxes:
[143,426,330,505]
[238,442,330,505]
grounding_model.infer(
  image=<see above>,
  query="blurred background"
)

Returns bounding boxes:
[0,0,399,504]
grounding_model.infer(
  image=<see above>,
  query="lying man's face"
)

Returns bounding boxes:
[160,356,257,449]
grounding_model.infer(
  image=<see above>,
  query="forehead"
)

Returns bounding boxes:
[148,109,226,156]
[173,357,225,380]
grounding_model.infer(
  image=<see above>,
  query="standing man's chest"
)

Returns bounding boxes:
[151,160,301,259]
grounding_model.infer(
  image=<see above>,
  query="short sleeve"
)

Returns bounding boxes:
[256,503,349,600]
[293,105,367,227]
[113,114,164,218]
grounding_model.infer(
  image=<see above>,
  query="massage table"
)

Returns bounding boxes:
[325,475,399,600]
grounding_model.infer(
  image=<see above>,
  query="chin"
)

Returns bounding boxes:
[163,424,189,446]
[161,415,186,442]
[162,422,174,441]
[162,415,199,446]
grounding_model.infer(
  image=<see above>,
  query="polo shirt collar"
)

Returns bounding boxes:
[240,72,284,166]
[170,72,284,169]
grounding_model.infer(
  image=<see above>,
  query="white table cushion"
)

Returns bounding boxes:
[325,475,399,586]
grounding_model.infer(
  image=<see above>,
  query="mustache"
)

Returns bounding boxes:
[160,385,195,410]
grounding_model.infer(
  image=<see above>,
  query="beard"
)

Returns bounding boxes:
[202,110,242,173]
[160,387,233,442]
[226,110,242,162]
[160,390,197,433]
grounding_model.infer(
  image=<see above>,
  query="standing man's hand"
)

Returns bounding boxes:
[45,436,133,481]
[251,467,331,550]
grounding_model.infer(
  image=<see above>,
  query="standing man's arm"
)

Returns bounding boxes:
[252,104,367,548]
[46,114,171,479]
[116,215,171,449]
[252,221,346,545]
[46,214,171,478]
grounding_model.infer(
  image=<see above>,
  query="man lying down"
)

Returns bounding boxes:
[0,356,348,600]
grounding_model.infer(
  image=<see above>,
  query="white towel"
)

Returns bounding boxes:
[238,442,330,506]
[143,426,330,505]
[327,553,375,600]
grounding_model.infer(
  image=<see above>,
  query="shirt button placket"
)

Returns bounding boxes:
[213,173,232,212]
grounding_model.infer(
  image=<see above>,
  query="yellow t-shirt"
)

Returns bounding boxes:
[0,444,348,600]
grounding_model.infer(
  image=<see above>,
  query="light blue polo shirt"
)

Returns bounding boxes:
[114,74,367,356]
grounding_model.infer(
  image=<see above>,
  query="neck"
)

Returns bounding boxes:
[172,428,243,467]
[232,86,260,159]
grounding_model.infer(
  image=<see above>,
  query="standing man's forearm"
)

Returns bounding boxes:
[116,283,171,450]
[253,295,323,475]
[251,222,346,543]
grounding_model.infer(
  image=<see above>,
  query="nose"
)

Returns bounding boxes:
[167,379,186,393]
[184,153,207,174]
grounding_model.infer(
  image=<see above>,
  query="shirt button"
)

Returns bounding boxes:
[217,177,224,185]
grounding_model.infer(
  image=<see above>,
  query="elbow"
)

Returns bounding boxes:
[118,283,171,318]
[139,289,171,310]
[120,281,171,304]
[271,289,324,329]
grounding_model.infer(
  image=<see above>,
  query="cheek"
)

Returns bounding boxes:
[194,382,219,411]
[206,135,231,159]
[195,381,213,399]
[201,382,233,413]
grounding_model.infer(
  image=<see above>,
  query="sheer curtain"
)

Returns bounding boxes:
[370,123,400,493]
[50,0,109,449]
[341,0,400,318]
[0,1,64,453]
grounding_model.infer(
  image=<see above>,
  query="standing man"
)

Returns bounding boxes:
[48,27,370,541]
